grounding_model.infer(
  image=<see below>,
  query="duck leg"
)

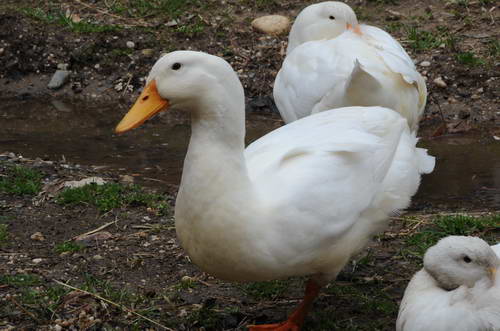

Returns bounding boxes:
[248,279,321,331]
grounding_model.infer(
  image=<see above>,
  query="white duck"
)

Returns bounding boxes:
[274,1,427,132]
[397,236,500,331]
[115,51,434,330]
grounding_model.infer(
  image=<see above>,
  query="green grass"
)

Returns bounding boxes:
[487,38,500,58]
[307,282,398,330]
[0,163,43,195]
[0,273,70,320]
[21,7,120,33]
[385,22,403,34]
[241,279,291,300]
[107,0,200,19]
[54,241,84,254]
[405,26,442,51]
[326,283,398,315]
[175,17,205,38]
[455,52,486,66]
[56,182,170,213]
[0,274,42,287]
[404,214,499,258]
[0,224,7,244]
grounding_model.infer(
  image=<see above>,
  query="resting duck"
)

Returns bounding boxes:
[274,1,427,132]
[397,236,500,331]
[115,51,434,330]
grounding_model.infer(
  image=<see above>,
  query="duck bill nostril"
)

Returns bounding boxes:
[115,80,169,134]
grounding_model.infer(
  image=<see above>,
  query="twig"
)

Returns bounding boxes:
[429,92,446,125]
[7,295,42,323]
[53,279,173,330]
[72,220,117,240]
[122,74,134,96]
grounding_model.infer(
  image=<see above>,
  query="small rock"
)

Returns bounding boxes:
[94,64,100,69]
[165,19,178,27]
[433,77,447,88]
[30,232,45,241]
[64,177,106,189]
[141,48,154,57]
[57,63,69,70]
[420,61,431,67]
[47,70,70,90]
[458,110,470,119]
[119,175,134,184]
[114,82,123,92]
[181,275,195,284]
[477,87,484,93]
[93,254,103,260]
[251,15,290,35]
[126,41,135,49]
[32,258,43,264]
[471,94,480,99]
[75,231,113,245]
[0,48,4,55]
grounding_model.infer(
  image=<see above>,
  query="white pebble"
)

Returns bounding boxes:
[420,61,431,67]
[126,41,135,49]
[433,77,447,88]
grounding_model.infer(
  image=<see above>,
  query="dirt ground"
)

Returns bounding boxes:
[0,0,499,132]
[0,0,499,330]
[1,152,497,331]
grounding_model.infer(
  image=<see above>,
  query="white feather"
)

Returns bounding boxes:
[274,2,427,132]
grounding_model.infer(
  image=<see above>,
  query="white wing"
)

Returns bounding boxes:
[274,28,426,131]
[244,107,433,268]
[397,271,500,331]
[360,25,427,117]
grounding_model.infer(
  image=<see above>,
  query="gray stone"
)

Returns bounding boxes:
[126,41,135,49]
[47,70,70,90]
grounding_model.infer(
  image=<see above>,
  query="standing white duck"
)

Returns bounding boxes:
[274,1,427,131]
[115,51,435,330]
[397,236,500,331]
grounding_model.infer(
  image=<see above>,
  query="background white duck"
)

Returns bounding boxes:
[115,51,434,330]
[397,236,500,331]
[274,1,427,132]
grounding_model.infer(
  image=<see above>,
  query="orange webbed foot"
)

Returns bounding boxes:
[247,279,321,331]
[248,321,300,331]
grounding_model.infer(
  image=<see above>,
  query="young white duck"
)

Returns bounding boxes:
[274,1,427,132]
[115,51,434,330]
[397,236,500,331]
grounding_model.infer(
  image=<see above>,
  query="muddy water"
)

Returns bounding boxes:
[1,98,499,210]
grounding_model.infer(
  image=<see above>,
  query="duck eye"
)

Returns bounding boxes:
[463,256,472,263]
[172,62,182,70]
[329,15,335,20]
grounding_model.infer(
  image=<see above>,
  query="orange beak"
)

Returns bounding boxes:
[115,80,169,134]
[347,23,362,35]
[489,267,497,282]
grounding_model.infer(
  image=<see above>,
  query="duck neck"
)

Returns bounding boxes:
[180,89,250,199]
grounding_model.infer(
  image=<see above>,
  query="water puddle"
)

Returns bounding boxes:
[1,98,499,210]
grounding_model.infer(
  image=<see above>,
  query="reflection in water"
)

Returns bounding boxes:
[1,98,499,209]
